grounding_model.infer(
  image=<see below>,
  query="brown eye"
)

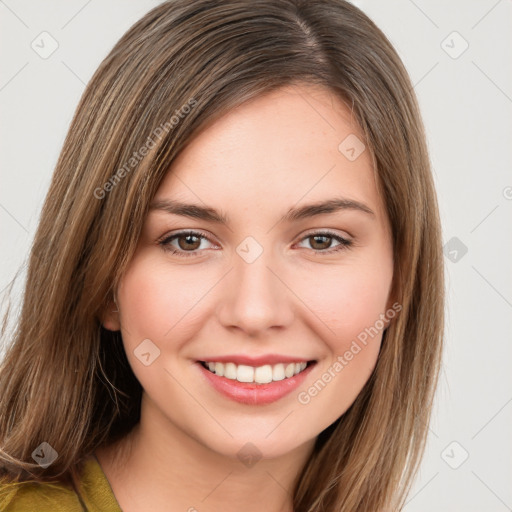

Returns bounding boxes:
[159,230,214,257]
[308,234,332,250]
[176,233,201,251]
[297,231,352,254]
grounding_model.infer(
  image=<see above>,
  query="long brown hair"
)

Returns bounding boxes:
[0,1,444,510]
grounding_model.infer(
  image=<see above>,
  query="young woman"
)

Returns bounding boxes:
[0,1,444,511]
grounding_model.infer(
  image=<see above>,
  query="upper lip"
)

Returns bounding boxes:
[197,354,315,366]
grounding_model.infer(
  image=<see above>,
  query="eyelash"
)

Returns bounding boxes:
[158,229,353,258]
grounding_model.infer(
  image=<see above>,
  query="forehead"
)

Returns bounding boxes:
[153,84,384,225]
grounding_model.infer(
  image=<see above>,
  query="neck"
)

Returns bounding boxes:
[96,393,315,512]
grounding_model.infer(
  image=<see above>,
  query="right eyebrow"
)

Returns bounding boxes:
[149,199,229,224]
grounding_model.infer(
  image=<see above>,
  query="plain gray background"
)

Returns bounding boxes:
[1,1,511,510]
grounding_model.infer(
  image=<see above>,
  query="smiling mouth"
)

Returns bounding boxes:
[199,360,316,385]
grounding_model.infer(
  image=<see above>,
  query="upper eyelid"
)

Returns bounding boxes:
[158,229,218,246]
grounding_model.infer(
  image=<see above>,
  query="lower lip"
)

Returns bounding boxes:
[197,362,315,405]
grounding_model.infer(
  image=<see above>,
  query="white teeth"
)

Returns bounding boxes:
[254,365,273,384]
[224,362,237,379]
[203,360,310,384]
[236,364,254,383]
[272,363,285,381]
[284,363,295,378]
[214,362,224,377]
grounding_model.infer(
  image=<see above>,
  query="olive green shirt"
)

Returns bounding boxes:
[0,453,122,511]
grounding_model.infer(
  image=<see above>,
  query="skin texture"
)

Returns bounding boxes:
[97,83,394,512]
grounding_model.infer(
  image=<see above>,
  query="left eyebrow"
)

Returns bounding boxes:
[282,197,374,222]
[149,196,375,225]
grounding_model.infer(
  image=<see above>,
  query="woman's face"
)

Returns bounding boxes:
[106,83,394,460]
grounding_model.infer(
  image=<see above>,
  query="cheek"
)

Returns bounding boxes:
[293,264,391,417]
[117,255,214,350]
[295,259,392,345]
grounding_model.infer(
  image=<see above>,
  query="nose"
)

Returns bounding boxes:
[216,249,295,337]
